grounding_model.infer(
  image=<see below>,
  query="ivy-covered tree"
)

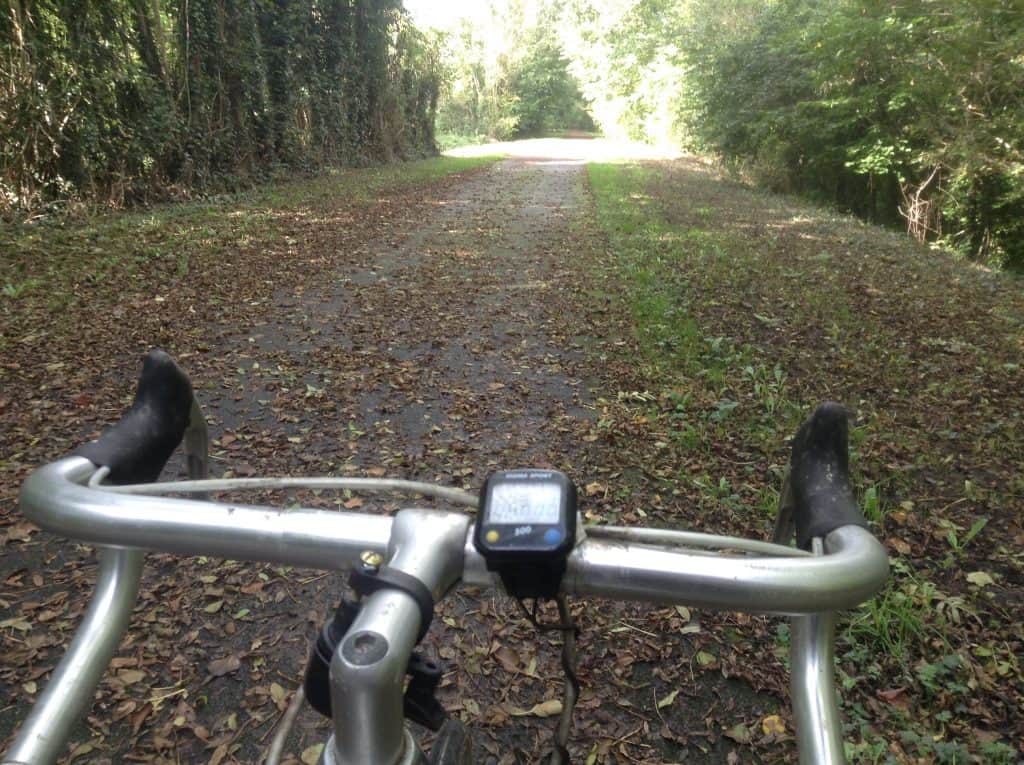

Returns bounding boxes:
[0,0,442,210]
[681,0,1024,267]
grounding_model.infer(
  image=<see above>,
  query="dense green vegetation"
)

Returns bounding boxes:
[560,0,1024,269]
[434,0,1023,269]
[0,1,441,210]
[680,0,1024,269]
[434,5,593,143]
[3,0,1021,268]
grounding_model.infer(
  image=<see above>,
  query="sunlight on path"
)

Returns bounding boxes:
[446,137,681,162]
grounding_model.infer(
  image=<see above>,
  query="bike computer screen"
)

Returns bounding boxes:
[474,470,577,597]
[487,480,562,525]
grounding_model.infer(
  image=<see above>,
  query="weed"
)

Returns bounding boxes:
[898,731,972,764]
[936,516,988,566]
[915,653,964,696]
[176,252,190,277]
[841,559,935,660]
[709,398,738,421]
[742,362,789,417]
[669,422,702,451]
[693,474,743,512]
[752,483,781,518]
[862,485,886,525]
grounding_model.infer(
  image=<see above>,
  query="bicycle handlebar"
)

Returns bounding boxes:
[8,351,890,765]
[22,456,888,614]
[76,351,871,552]
[19,350,889,614]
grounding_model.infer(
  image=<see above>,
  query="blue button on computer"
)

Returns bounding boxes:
[543,528,562,545]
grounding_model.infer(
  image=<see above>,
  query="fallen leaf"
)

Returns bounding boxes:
[510,699,563,717]
[0,617,32,632]
[118,669,146,685]
[493,645,520,673]
[696,650,716,666]
[270,682,289,709]
[965,571,994,587]
[761,714,786,736]
[656,689,680,709]
[301,744,324,765]
[208,744,229,765]
[208,655,242,677]
[886,536,911,555]
[723,722,751,743]
[876,687,910,709]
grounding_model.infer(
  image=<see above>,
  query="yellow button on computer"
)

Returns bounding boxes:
[485,529,500,543]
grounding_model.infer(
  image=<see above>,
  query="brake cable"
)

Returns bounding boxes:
[515,595,580,765]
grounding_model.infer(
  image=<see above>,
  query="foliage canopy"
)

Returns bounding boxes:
[556,0,1024,268]
[0,0,442,209]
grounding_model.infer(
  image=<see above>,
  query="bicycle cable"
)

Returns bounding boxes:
[514,596,579,765]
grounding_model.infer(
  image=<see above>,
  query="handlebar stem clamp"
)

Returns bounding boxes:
[349,564,435,644]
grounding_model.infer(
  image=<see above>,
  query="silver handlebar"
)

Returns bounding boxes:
[22,457,889,615]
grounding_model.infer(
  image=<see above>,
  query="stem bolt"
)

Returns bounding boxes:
[359,550,384,569]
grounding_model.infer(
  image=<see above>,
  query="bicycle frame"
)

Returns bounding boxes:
[3,456,889,765]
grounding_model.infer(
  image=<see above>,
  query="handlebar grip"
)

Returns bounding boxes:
[77,350,194,485]
[789,402,868,550]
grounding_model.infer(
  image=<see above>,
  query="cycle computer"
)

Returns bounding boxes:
[473,470,577,598]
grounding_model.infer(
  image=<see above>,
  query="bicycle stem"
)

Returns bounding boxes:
[323,510,470,765]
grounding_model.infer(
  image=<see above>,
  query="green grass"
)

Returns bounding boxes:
[587,164,706,374]
[589,161,945,661]
[587,162,806,472]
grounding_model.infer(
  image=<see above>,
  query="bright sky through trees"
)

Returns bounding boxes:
[403,0,492,30]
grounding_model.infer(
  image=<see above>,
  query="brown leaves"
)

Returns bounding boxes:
[116,668,147,686]
[760,714,786,737]
[493,644,521,674]
[0,521,38,545]
[510,699,563,718]
[207,654,242,678]
[269,682,290,710]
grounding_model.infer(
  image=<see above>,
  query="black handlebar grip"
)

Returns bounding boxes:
[77,350,194,485]
[789,402,868,550]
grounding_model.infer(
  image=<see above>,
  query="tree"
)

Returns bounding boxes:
[0,0,442,210]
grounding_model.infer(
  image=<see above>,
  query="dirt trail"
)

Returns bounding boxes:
[211,157,594,472]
